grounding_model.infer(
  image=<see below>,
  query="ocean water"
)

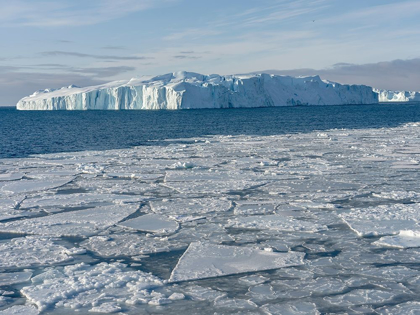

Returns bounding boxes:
[1,104,420,159]
[1,104,420,314]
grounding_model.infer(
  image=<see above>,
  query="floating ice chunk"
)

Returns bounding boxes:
[234,202,277,215]
[0,236,72,268]
[0,305,39,315]
[169,242,304,282]
[0,173,24,181]
[169,161,196,169]
[21,193,143,211]
[324,289,396,306]
[89,302,121,313]
[239,275,269,285]
[21,262,163,312]
[82,233,187,257]
[1,178,73,195]
[0,272,32,286]
[119,214,179,234]
[378,301,420,314]
[214,297,258,309]
[261,302,319,315]
[0,204,138,237]
[374,230,420,248]
[339,204,420,236]
[183,285,227,301]
[150,198,231,215]
[226,215,324,233]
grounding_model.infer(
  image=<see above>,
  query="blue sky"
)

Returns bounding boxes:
[1,0,420,105]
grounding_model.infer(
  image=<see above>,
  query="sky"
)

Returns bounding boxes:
[1,0,420,106]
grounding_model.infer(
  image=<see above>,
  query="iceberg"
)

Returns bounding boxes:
[375,89,420,102]
[16,71,378,110]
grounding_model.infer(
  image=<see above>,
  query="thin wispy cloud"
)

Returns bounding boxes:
[40,51,151,61]
[0,0,176,27]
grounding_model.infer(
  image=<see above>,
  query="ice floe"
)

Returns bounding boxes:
[21,262,163,312]
[118,214,179,234]
[0,236,74,269]
[0,204,138,237]
[169,242,304,282]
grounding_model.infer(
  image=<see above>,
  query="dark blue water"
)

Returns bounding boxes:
[1,104,420,159]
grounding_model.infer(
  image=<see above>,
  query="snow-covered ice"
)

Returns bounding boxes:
[118,214,179,234]
[0,121,420,313]
[169,242,304,282]
[17,71,378,110]
[0,204,138,237]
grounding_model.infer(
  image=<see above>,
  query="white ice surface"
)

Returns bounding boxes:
[0,236,73,268]
[374,230,420,248]
[169,242,304,282]
[340,204,420,236]
[0,204,138,237]
[0,178,73,195]
[21,262,163,312]
[17,72,378,110]
[0,272,32,286]
[226,215,325,233]
[118,214,179,234]
[0,305,39,315]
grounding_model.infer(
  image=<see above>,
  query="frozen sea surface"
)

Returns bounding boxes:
[1,119,420,313]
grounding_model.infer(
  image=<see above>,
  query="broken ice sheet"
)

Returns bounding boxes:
[169,242,304,282]
[81,233,187,257]
[226,215,325,233]
[339,204,420,236]
[378,301,420,314]
[0,178,73,195]
[118,214,179,234]
[0,305,39,315]
[0,204,138,237]
[150,198,231,216]
[324,289,397,307]
[0,236,74,269]
[233,202,277,215]
[374,230,420,248]
[261,302,320,315]
[0,172,24,181]
[21,262,163,312]
[0,271,32,286]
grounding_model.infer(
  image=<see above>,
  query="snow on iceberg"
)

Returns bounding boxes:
[16,71,378,110]
[375,89,420,102]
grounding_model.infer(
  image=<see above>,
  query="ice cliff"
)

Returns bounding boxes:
[375,89,420,103]
[16,71,378,110]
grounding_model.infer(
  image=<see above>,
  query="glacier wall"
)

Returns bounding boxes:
[375,89,420,103]
[17,71,379,110]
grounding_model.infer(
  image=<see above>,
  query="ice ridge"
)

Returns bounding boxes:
[16,71,378,110]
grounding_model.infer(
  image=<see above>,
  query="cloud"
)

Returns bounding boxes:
[0,0,176,27]
[40,51,151,61]
[70,66,136,77]
[101,46,127,50]
[249,58,420,91]
[172,55,201,60]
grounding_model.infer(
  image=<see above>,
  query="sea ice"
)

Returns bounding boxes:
[169,242,304,282]
[0,236,73,268]
[118,214,179,234]
[150,198,231,215]
[0,204,138,237]
[0,272,32,286]
[339,204,420,236]
[0,178,73,195]
[261,302,320,315]
[21,262,163,312]
[0,173,24,181]
[374,230,420,248]
[226,215,325,233]
[0,305,39,315]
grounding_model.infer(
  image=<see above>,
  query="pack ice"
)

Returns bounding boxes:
[16,71,378,110]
